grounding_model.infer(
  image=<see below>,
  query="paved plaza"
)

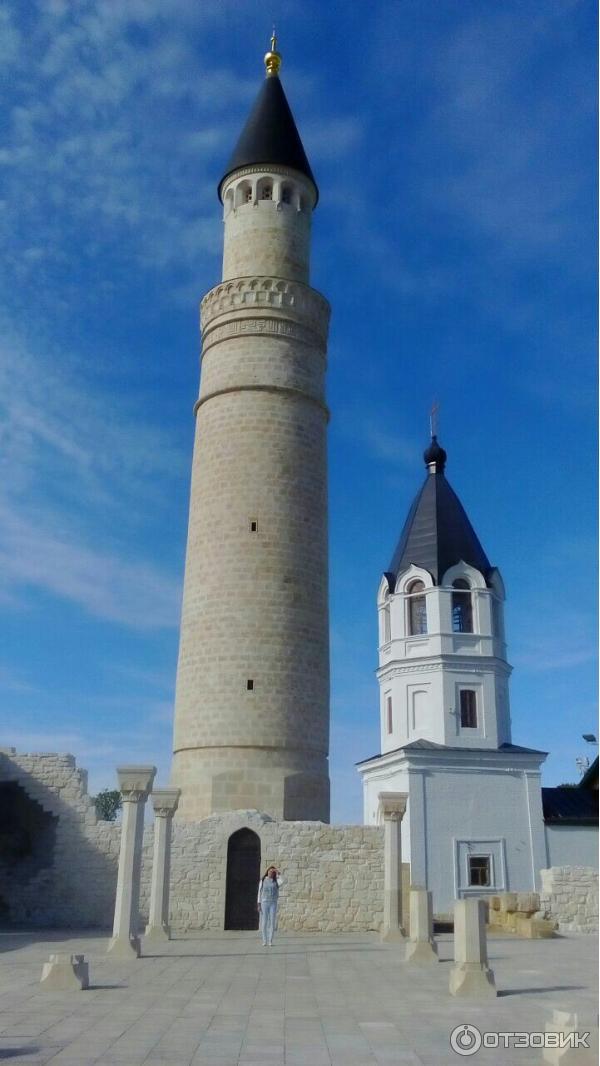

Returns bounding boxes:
[0,929,596,1066]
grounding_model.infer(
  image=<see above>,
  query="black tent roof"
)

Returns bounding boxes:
[386,437,491,588]
[218,74,317,202]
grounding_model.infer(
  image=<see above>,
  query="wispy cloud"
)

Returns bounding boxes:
[0,319,183,628]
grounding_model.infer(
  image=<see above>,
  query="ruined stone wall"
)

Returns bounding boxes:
[539,866,598,934]
[139,810,390,933]
[0,748,119,928]
[1,754,390,933]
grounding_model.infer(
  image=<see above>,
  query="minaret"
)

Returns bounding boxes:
[376,435,512,752]
[171,37,331,823]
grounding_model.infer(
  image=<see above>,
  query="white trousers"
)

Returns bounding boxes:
[260,901,277,944]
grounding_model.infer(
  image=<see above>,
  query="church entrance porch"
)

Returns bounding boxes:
[224,827,260,930]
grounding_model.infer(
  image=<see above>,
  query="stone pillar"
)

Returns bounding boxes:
[405,887,438,963]
[107,765,156,959]
[449,899,497,997]
[145,788,180,941]
[40,954,89,991]
[379,792,407,941]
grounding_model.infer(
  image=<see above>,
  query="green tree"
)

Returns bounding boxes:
[557,782,577,788]
[93,789,122,822]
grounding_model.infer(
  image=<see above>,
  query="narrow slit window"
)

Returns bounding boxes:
[249,519,258,533]
[460,689,477,728]
[386,695,393,734]
[247,679,254,691]
[383,603,391,643]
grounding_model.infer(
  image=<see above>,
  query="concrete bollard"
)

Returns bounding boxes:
[405,887,438,964]
[449,899,496,997]
[40,954,89,991]
[543,1010,598,1065]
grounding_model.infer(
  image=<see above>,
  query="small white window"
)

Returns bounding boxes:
[469,855,491,887]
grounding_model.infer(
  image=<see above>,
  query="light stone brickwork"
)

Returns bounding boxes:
[221,168,315,283]
[1,750,389,933]
[138,810,388,933]
[538,866,599,933]
[171,161,331,822]
[0,748,119,927]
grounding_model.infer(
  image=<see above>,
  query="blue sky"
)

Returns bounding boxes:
[0,0,596,823]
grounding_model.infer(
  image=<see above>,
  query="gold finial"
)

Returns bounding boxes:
[264,27,282,77]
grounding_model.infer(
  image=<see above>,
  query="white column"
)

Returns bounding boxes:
[379,791,408,942]
[107,765,156,959]
[145,788,180,941]
[449,898,496,997]
[405,887,438,963]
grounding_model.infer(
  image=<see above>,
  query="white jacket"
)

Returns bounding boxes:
[257,875,283,904]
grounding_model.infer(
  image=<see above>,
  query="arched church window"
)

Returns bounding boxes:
[382,599,391,644]
[245,187,253,202]
[281,185,292,204]
[452,579,473,633]
[407,580,427,635]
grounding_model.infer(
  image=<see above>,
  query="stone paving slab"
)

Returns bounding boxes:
[0,930,596,1065]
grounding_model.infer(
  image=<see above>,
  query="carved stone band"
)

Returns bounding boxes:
[201,314,328,358]
[201,276,330,341]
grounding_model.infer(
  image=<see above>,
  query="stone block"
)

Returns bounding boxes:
[543,1010,598,1065]
[499,892,518,912]
[40,954,89,991]
[449,899,496,998]
[515,891,540,913]
[405,888,438,964]
[515,915,556,938]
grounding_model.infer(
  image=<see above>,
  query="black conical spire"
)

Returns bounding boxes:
[385,436,491,586]
[218,36,317,202]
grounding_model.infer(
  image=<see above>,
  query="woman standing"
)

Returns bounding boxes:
[257,866,283,946]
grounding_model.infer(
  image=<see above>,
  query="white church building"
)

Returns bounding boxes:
[357,434,551,915]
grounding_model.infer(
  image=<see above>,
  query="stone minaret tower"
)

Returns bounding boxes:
[171,37,331,823]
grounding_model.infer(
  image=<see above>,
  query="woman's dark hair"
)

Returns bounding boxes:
[262,866,276,880]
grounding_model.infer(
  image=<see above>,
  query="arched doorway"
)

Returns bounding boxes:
[224,828,261,930]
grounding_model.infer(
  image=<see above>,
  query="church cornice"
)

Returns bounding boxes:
[376,657,512,680]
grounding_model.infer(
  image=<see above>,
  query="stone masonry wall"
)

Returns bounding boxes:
[0,748,119,927]
[539,866,599,933]
[1,753,389,933]
[139,810,389,934]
